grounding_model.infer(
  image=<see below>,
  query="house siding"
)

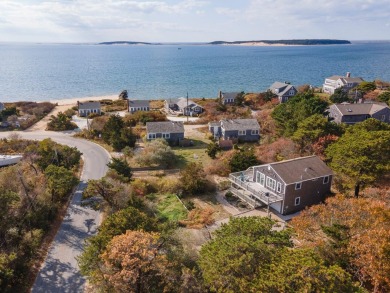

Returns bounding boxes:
[282,176,332,214]
[252,166,286,195]
[148,132,184,145]
[222,129,260,142]
[371,107,390,123]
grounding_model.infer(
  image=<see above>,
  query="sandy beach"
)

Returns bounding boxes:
[50,94,119,106]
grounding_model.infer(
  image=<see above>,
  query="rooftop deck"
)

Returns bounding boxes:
[229,169,283,208]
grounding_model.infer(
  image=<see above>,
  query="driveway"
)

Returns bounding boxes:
[0,131,110,293]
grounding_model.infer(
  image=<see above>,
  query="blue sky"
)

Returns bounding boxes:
[1,0,389,42]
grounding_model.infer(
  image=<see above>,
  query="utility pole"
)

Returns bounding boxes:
[186,92,189,123]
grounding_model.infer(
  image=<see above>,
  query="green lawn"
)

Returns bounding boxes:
[172,139,212,168]
[154,193,188,221]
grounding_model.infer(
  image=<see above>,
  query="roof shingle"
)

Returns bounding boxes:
[146,121,184,133]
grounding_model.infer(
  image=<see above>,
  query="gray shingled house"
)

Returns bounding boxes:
[229,156,333,215]
[269,82,297,103]
[209,118,260,142]
[146,121,184,145]
[129,100,150,114]
[322,72,364,95]
[77,101,101,117]
[218,91,241,105]
[328,102,390,124]
[165,97,203,116]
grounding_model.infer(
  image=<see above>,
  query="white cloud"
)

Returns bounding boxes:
[0,0,389,42]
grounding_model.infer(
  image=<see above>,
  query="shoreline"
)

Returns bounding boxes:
[50,94,119,106]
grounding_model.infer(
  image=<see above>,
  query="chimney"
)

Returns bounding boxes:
[218,90,222,99]
[346,72,351,78]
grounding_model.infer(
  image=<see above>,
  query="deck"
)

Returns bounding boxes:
[228,169,283,208]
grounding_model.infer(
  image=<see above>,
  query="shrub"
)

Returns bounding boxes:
[135,139,177,168]
[179,207,215,229]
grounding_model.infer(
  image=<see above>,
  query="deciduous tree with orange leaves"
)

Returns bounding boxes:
[101,230,174,293]
[292,195,390,292]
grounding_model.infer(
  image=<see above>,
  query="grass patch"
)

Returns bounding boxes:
[172,140,212,169]
[155,193,188,221]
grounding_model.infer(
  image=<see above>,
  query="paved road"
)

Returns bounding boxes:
[0,131,110,292]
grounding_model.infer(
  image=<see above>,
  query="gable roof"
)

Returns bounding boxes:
[325,75,364,84]
[78,101,101,110]
[339,77,364,84]
[267,156,333,184]
[176,97,202,109]
[166,97,203,110]
[221,119,260,131]
[269,82,296,96]
[129,100,150,108]
[331,103,389,116]
[221,92,240,100]
[146,121,184,133]
[208,121,221,127]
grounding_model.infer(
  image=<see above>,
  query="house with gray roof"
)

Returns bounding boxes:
[165,97,203,116]
[269,82,297,103]
[209,118,260,142]
[146,121,184,145]
[218,91,241,105]
[328,102,390,124]
[129,100,150,114]
[323,72,364,95]
[77,101,101,117]
[229,156,333,215]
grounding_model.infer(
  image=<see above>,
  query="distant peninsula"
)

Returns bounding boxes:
[98,39,351,46]
[99,41,161,45]
[209,39,351,46]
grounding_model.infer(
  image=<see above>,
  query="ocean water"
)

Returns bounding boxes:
[0,42,390,102]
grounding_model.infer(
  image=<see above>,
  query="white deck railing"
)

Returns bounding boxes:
[229,170,283,206]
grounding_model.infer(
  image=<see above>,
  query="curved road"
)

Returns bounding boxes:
[0,131,111,292]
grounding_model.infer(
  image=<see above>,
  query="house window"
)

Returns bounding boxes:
[295,197,301,206]
[289,90,294,95]
[276,182,282,193]
[256,172,265,186]
[162,133,170,139]
[323,176,329,184]
[130,107,134,112]
[251,129,259,135]
[148,133,156,139]
[295,182,302,190]
[266,177,276,190]
[238,130,246,135]
[381,115,386,121]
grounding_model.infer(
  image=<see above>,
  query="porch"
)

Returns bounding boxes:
[228,169,283,209]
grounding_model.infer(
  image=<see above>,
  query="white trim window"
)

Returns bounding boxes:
[276,182,282,193]
[266,177,276,190]
[295,182,302,190]
[148,133,156,139]
[256,172,265,186]
[295,197,301,206]
[238,130,246,135]
[323,176,329,184]
[381,115,386,121]
[162,133,170,139]
[289,90,295,95]
[251,129,259,135]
